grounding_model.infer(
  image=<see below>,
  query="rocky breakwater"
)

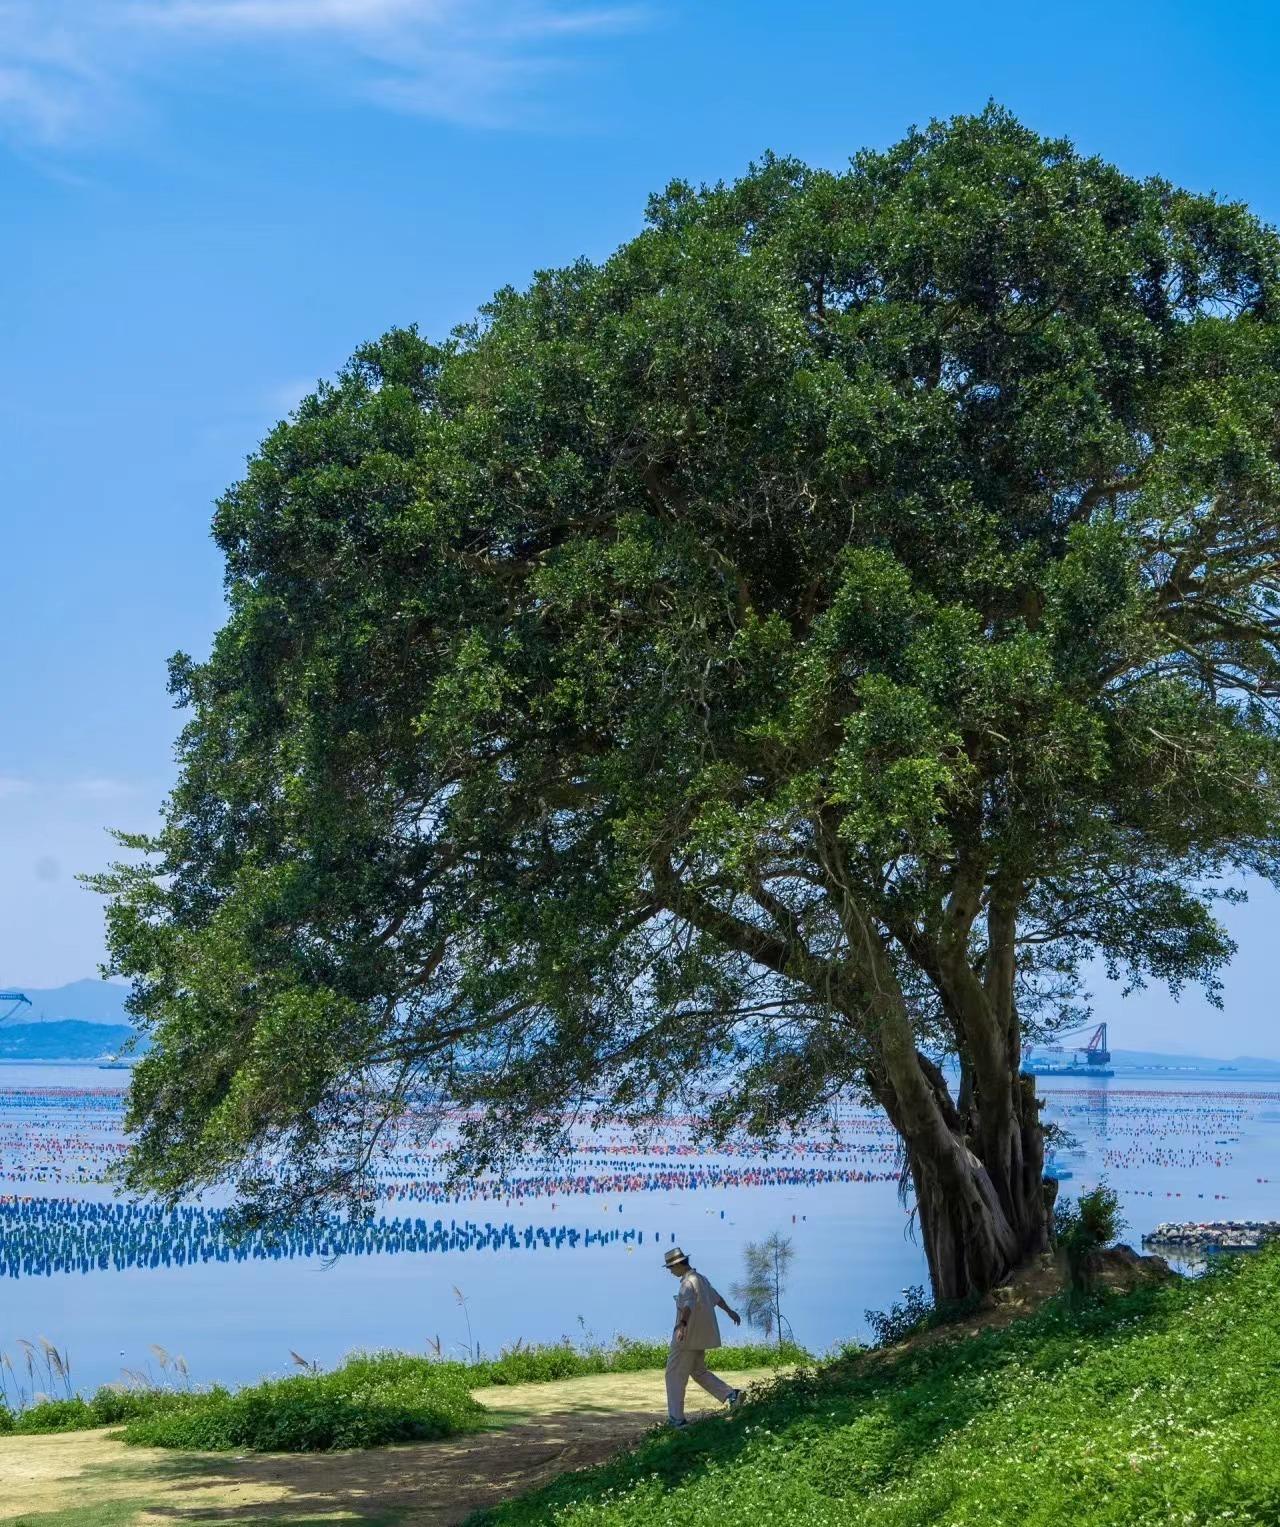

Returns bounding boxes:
[1142,1220,1280,1253]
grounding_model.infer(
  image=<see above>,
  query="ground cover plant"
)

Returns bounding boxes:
[0,1337,801,1452]
[470,1246,1280,1527]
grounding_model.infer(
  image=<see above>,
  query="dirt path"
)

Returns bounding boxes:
[0,1367,783,1526]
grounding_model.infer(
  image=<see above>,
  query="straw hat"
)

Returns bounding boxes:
[664,1246,691,1269]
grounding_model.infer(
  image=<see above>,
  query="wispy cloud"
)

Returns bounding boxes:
[0,0,644,144]
[134,0,438,32]
[0,774,147,802]
[72,777,140,801]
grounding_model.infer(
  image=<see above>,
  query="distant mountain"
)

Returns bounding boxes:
[1,979,132,1025]
[1107,1048,1280,1073]
[0,1021,142,1062]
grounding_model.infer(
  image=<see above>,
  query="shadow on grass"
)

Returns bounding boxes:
[464,1274,1199,1524]
[6,1510,404,1527]
[93,1409,659,1526]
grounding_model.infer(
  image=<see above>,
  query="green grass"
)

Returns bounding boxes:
[468,1249,1280,1527]
[1,1506,149,1527]
[0,1337,803,1454]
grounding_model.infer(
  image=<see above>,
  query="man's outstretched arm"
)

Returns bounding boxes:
[714,1290,742,1326]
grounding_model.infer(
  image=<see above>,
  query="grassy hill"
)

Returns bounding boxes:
[474,1248,1280,1527]
[3,1258,1278,1525]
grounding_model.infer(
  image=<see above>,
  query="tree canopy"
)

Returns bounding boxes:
[96,107,1280,1296]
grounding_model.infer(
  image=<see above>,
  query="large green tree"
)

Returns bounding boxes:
[97,109,1280,1300]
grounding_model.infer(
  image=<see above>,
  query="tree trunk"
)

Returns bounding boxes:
[906,1070,1050,1302]
[892,876,1052,1301]
[871,1043,1050,1302]
[815,830,1051,1302]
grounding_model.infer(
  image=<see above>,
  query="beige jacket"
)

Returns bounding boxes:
[672,1269,724,1349]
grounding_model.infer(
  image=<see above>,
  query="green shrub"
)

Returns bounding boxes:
[862,1285,983,1348]
[467,1336,802,1387]
[123,1360,484,1452]
[80,1385,194,1426]
[1054,1183,1126,1289]
[10,1397,98,1433]
[474,1341,611,1386]
[863,1284,933,1346]
[692,1341,809,1371]
[5,1386,195,1435]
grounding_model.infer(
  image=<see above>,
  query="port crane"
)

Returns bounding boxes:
[1025,1022,1113,1076]
[0,992,32,1024]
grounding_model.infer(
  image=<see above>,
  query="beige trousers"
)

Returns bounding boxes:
[665,1342,733,1421]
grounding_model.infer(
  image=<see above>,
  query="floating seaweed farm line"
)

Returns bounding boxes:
[0,1198,657,1278]
[0,1159,898,1279]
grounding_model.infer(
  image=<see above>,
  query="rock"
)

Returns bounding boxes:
[1088,1245,1176,1291]
[1141,1220,1280,1254]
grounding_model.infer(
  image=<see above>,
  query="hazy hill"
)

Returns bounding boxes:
[1,986,1275,1071]
[1107,1048,1279,1073]
[1,979,132,1024]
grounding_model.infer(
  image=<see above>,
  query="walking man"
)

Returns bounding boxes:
[663,1245,744,1426]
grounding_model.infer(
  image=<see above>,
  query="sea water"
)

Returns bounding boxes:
[1,1063,1277,1393]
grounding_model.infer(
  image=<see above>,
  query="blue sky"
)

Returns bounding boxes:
[2,0,1277,1054]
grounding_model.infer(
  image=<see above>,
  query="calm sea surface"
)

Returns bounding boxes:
[2,1063,1277,1394]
